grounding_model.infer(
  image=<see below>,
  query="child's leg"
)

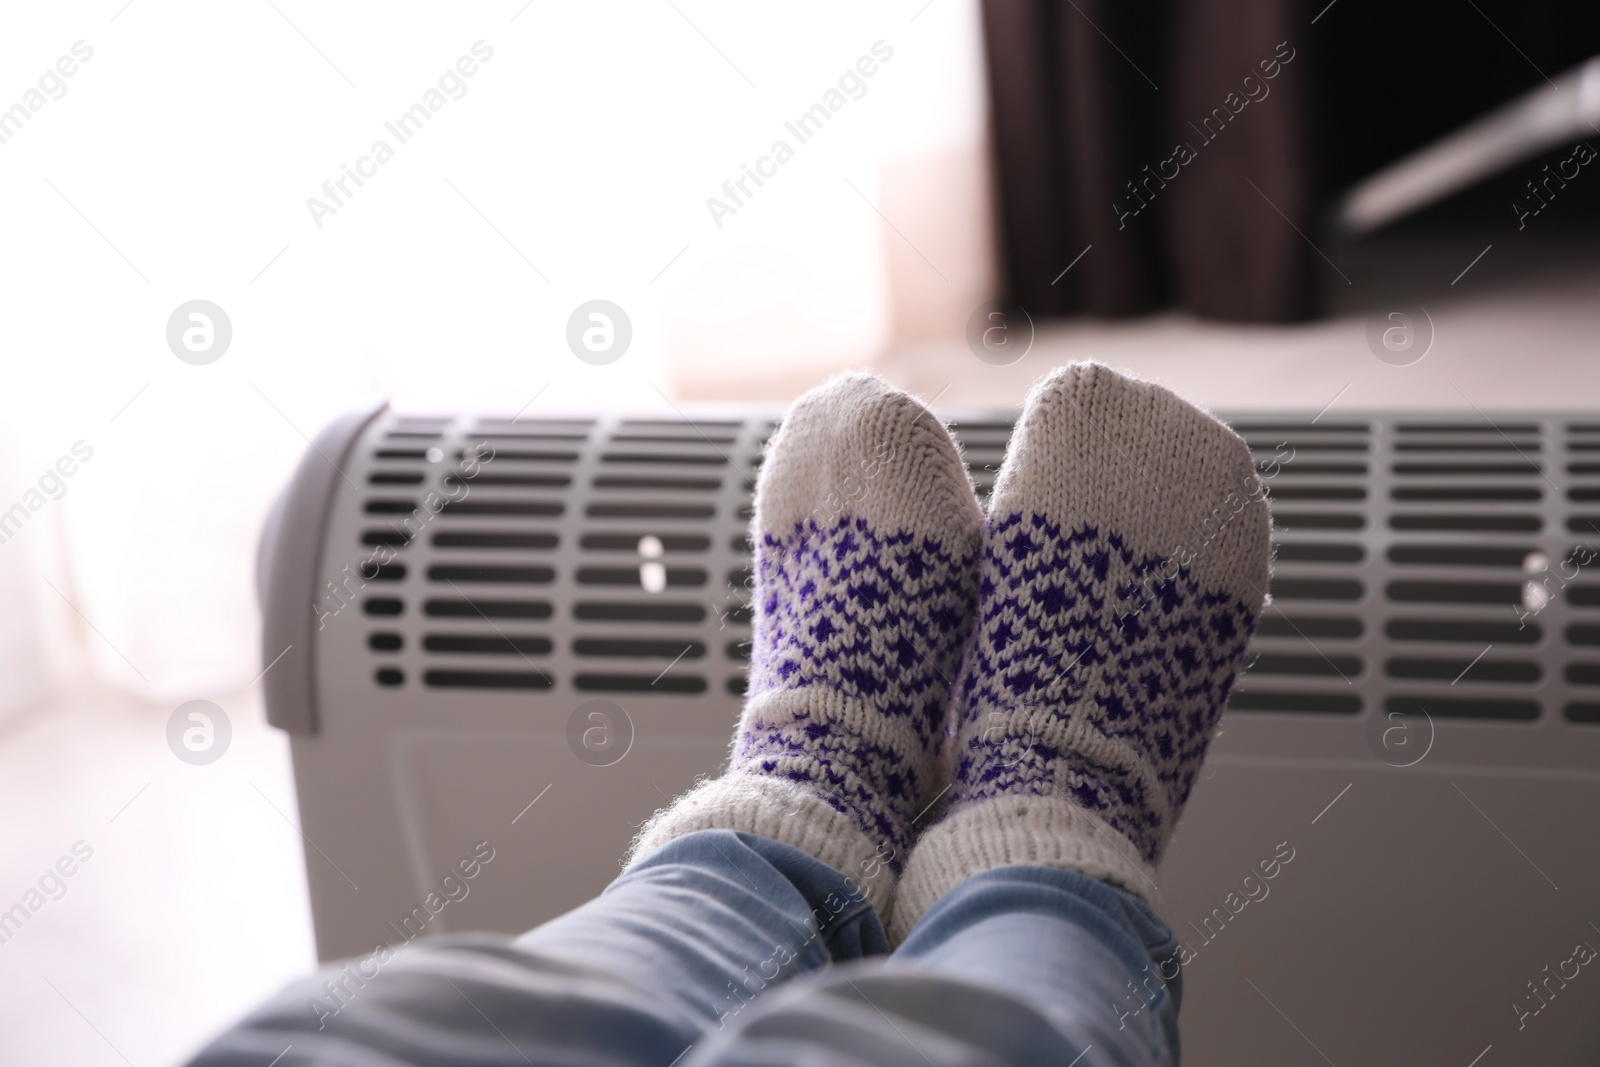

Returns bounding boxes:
[670,364,1270,1067]
[628,373,985,914]
[897,362,1269,932]
[186,371,985,1067]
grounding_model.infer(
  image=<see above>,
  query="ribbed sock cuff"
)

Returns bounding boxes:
[888,795,1159,944]
[625,775,899,921]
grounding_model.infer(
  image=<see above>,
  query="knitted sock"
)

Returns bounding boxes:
[628,373,984,919]
[891,363,1270,941]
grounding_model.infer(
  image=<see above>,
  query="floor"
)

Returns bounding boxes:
[0,685,313,1067]
[706,231,1600,413]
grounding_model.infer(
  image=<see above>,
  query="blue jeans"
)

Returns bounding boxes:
[188,830,1181,1066]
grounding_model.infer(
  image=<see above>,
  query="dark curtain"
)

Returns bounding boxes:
[983,0,1314,323]
[982,0,1600,324]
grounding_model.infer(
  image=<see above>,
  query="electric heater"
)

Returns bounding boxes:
[258,405,1600,1065]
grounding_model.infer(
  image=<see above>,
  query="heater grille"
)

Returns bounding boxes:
[315,411,1600,729]
[1227,417,1579,722]
[338,415,765,703]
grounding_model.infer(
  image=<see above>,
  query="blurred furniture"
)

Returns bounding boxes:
[980,0,1600,321]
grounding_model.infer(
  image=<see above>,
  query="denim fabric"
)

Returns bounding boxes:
[186,830,1178,1067]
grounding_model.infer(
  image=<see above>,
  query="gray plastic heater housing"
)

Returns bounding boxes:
[259,407,1600,1067]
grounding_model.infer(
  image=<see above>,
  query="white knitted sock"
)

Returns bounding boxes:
[891,363,1271,941]
[627,373,984,919]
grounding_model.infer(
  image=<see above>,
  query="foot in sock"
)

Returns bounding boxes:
[892,363,1270,940]
[628,373,984,918]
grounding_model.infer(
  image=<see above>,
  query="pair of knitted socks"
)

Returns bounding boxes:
[630,364,1270,939]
